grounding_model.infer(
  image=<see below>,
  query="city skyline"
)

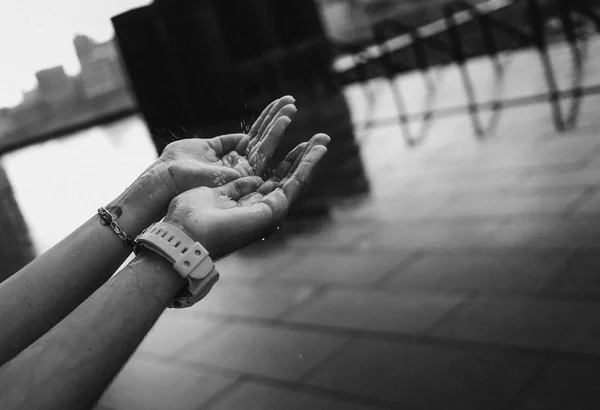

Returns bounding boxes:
[0,0,149,108]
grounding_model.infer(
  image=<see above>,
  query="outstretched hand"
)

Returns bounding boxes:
[154,96,297,196]
[163,137,329,259]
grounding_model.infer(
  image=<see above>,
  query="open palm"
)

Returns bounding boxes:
[164,138,329,259]
[154,96,297,196]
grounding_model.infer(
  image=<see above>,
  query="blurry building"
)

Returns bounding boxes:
[35,66,76,104]
[318,0,374,45]
[74,34,128,99]
[0,108,17,138]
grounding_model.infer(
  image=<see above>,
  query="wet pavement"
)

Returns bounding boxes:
[96,38,600,410]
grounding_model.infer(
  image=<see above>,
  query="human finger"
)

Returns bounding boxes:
[216,176,263,200]
[284,133,330,180]
[282,145,328,203]
[222,151,254,176]
[247,99,278,141]
[250,116,292,175]
[248,96,295,154]
[271,142,307,181]
[256,188,289,221]
[208,133,247,157]
[252,104,297,154]
[247,98,284,155]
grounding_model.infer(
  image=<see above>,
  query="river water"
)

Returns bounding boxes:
[1,115,157,254]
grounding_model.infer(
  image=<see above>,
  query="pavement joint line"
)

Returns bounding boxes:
[134,350,415,409]
[296,338,355,384]
[184,312,600,364]
[578,141,600,166]
[140,352,421,410]
[543,249,590,292]
[367,184,595,199]
[559,185,599,218]
[422,291,478,335]
[195,375,248,410]
[216,275,600,303]
[157,315,231,359]
[500,358,557,410]
[375,250,426,285]
[324,212,600,226]
[276,285,331,321]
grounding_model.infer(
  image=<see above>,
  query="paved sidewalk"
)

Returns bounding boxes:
[96,45,600,409]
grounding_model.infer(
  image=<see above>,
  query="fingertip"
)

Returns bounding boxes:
[311,144,328,159]
[312,133,331,146]
[249,175,264,186]
[318,133,331,145]
[283,104,297,118]
[271,116,292,134]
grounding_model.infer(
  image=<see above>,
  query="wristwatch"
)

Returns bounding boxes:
[135,221,219,309]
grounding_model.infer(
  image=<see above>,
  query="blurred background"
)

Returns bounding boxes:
[3,0,600,409]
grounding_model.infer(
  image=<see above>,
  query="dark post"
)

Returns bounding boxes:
[0,165,35,283]
[112,0,370,217]
[112,5,196,152]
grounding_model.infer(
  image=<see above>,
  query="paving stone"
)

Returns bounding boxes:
[215,249,296,279]
[287,288,464,334]
[435,192,580,218]
[390,253,570,291]
[186,281,316,319]
[338,195,453,222]
[525,168,600,190]
[134,315,222,358]
[475,220,600,249]
[286,221,377,248]
[182,322,347,381]
[208,382,384,410]
[512,360,600,410]
[96,358,235,410]
[358,221,498,250]
[306,339,542,410]
[572,191,600,215]
[429,296,600,355]
[273,250,412,284]
[548,254,600,294]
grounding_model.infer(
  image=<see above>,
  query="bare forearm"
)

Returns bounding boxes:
[0,251,184,410]
[0,164,173,365]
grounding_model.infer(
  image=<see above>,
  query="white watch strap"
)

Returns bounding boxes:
[136,222,219,309]
[137,222,214,280]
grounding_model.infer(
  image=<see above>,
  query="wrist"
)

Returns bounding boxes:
[127,251,187,299]
[161,216,221,259]
[107,162,175,237]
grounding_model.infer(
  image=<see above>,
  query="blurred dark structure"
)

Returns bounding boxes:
[333,0,600,145]
[112,0,370,217]
[0,166,35,283]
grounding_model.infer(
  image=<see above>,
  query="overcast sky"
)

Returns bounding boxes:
[0,0,150,108]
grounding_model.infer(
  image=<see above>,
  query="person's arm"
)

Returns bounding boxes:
[0,250,183,410]
[0,96,297,366]
[0,139,328,410]
[0,166,170,365]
